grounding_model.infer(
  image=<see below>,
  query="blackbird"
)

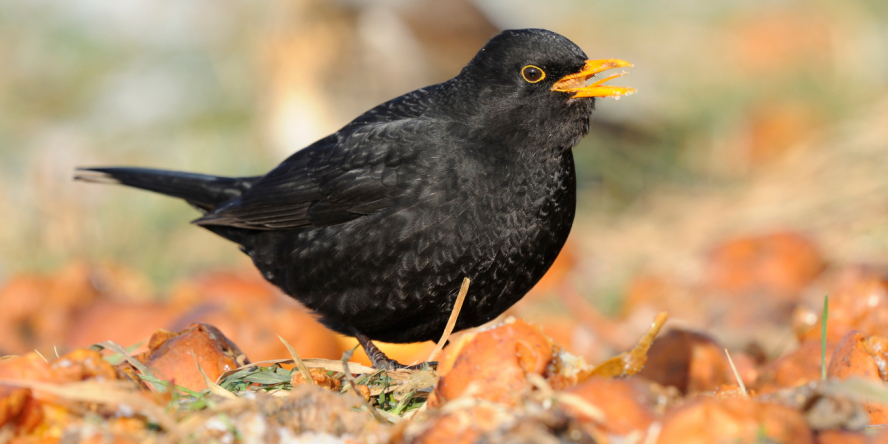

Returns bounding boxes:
[75,28,635,369]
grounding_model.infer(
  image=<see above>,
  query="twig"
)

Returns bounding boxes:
[427,277,470,362]
[94,341,166,392]
[278,335,314,385]
[215,358,375,385]
[341,347,388,423]
[724,349,748,398]
[192,353,238,400]
[527,373,605,422]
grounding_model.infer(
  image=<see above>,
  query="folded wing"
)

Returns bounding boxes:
[193,118,431,230]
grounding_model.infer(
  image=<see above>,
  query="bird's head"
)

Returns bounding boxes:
[453,29,636,150]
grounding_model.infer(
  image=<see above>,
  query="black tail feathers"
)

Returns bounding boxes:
[74,167,258,212]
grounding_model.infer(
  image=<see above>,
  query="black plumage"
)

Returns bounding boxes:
[76,29,634,364]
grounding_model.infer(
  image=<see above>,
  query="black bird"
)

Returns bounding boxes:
[75,28,635,369]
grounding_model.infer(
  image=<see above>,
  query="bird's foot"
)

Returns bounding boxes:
[351,328,437,371]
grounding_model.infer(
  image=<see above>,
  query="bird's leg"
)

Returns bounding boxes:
[350,327,436,371]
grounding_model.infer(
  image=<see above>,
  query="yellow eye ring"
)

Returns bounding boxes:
[521,65,545,83]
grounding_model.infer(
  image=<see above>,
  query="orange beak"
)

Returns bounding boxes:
[552,59,637,99]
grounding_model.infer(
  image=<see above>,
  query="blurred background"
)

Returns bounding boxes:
[1,0,888,365]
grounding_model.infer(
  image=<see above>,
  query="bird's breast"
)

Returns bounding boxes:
[450,148,576,265]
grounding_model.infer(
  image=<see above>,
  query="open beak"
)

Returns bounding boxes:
[552,59,637,99]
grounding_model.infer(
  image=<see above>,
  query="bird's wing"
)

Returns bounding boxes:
[193,118,432,230]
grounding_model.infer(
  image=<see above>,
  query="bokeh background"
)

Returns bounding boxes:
[2,0,888,365]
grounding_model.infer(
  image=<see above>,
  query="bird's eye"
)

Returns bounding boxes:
[521,65,545,83]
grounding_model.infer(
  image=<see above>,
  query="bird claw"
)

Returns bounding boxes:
[377,359,438,372]
[351,327,437,371]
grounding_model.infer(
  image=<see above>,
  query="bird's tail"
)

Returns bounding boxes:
[74,167,259,212]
